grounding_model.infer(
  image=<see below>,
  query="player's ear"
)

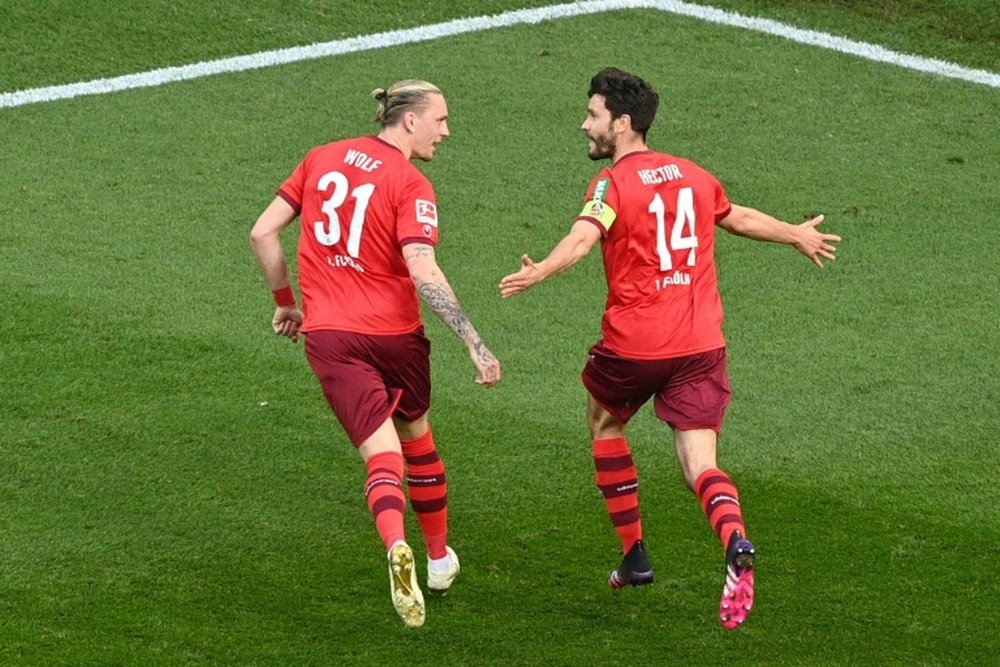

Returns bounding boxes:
[615,113,632,134]
[404,111,417,133]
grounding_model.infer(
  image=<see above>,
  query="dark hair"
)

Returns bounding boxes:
[588,68,659,138]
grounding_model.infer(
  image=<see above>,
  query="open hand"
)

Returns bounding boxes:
[499,254,542,298]
[795,215,841,267]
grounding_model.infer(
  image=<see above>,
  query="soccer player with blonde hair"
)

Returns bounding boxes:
[252,79,500,628]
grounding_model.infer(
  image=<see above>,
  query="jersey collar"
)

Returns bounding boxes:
[370,135,404,155]
[613,149,654,167]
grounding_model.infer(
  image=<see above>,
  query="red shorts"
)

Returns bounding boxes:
[304,328,431,446]
[581,342,731,432]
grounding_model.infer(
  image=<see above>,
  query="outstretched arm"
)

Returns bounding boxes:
[403,243,501,387]
[718,205,840,267]
[250,196,303,342]
[498,220,602,298]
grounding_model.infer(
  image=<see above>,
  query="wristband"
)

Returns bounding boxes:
[272,286,296,308]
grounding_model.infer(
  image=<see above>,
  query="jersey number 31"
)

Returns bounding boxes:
[313,170,375,258]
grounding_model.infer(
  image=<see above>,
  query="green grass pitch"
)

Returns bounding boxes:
[1,1,997,664]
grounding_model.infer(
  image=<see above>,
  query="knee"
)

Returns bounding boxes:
[394,413,429,442]
[674,430,719,490]
[681,462,713,491]
[588,418,624,441]
[587,404,624,441]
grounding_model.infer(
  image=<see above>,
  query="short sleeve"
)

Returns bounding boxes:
[397,172,439,247]
[575,170,618,236]
[277,154,308,214]
[712,174,732,223]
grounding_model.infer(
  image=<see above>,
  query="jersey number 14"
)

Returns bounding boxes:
[648,187,698,271]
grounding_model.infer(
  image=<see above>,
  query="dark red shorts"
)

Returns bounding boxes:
[304,328,431,446]
[581,342,731,432]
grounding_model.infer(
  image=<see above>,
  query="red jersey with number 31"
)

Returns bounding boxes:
[277,136,440,335]
[576,150,733,359]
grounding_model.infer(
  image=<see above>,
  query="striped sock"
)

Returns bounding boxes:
[364,451,406,551]
[402,428,449,560]
[593,437,642,554]
[695,467,746,551]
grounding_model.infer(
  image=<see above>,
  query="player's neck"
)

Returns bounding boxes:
[611,136,648,165]
[377,129,411,159]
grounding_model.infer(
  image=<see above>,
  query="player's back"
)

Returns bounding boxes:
[281,136,440,335]
[599,150,731,359]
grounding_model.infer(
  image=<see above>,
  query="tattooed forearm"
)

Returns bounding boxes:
[403,244,435,264]
[417,281,478,342]
[473,339,497,365]
[407,244,490,353]
[405,248,499,385]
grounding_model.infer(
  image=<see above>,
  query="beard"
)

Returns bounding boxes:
[587,131,616,161]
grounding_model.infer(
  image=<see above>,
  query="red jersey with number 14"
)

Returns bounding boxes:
[576,150,732,359]
[278,136,440,335]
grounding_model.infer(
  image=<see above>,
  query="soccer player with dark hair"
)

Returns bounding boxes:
[500,67,839,629]
[251,79,500,628]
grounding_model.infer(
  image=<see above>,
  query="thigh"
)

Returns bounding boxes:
[304,330,399,447]
[653,347,731,432]
[374,329,431,423]
[581,341,660,426]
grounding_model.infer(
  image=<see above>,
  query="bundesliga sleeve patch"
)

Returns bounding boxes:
[416,199,438,226]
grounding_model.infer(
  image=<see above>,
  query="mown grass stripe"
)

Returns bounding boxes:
[3,0,997,111]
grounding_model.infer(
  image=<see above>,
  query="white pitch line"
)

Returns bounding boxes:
[654,0,1000,88]
[2,0,997,110]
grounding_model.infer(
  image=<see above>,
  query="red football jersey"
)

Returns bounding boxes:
[278,136,440,335]
[576,150,733,359]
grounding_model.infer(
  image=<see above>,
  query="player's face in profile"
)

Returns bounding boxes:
[582,95,616,160]
[410,93,450,162]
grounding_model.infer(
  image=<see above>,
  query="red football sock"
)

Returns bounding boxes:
[402,428,449,560]
[593,437,642,554]
[364,451,406,550]
[695,467,746,552]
